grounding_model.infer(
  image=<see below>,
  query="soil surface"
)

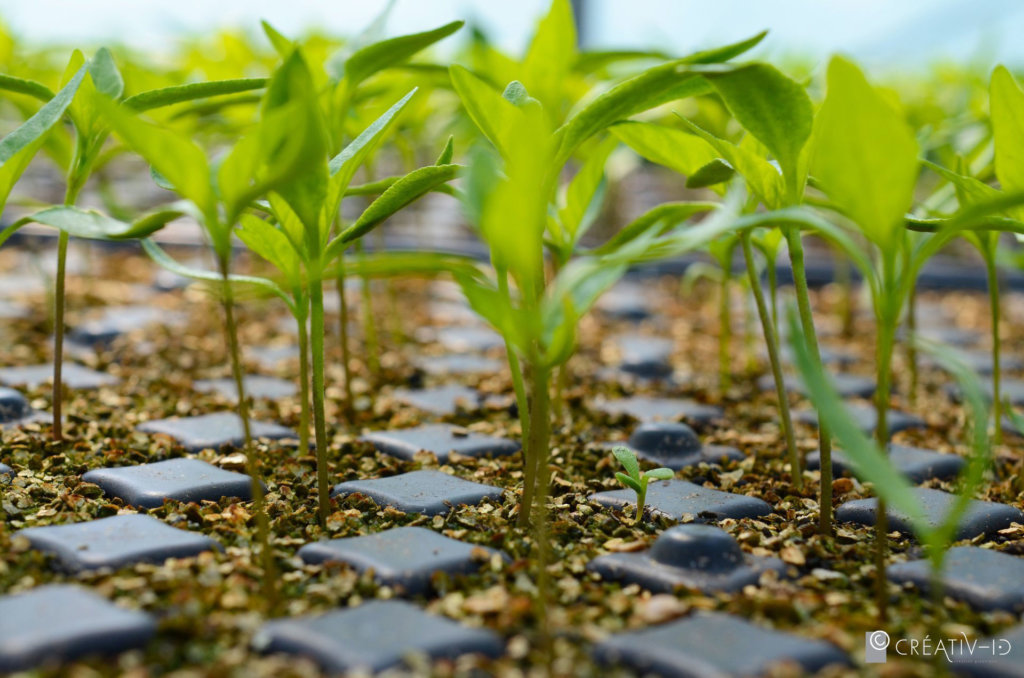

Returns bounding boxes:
[1,243,1023,677]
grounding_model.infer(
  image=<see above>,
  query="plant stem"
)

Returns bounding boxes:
[355,240,380,378]
[526,364,552,652]
[635,483,646,522]
[873,259,898,623]
[742,234,802,489]
[295,301,311,454]
[51,230,68,442]
[785,229,832,536]
[335,268,355,422]
[835,249,854,338]
[907,284,919,407]
[310,270,332,528]
[767,258,779,336]
[498,271,534,530]
[219,258,275,609]
[984,254,1002,445]
[718,267,732,394]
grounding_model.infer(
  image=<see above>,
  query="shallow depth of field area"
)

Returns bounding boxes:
[1,1,1023,676]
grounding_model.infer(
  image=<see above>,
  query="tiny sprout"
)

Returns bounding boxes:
[612,446,674,522]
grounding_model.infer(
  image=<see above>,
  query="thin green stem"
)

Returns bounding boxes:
[718,267,732,394]
[51,231,68,442]
[296,301,311,455]
[907,285,919,407]
[785,228,833,536]
[873,257,898,623]
[743,234,802,489]
[355,240,380,378]
[335,268,355,422]
[310,270,332,528]
[635,481,647,522]
[498,271,534,529]
[526,364,552,653]
[219,258,275,610]
[984,254,1002,446]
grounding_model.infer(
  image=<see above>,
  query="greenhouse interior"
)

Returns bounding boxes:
[1,0,1024,675]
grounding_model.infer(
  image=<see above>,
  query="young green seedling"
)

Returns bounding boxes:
[0,50,269,442]
[612,63,816,498]
[612,446,673,521]
[789,305,993,634]
[262,15,463,414]
[97,50,328,609]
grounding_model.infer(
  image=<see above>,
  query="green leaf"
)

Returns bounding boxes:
[124,78,267,112]
[786,305,931,537]
[435,136,454,165]
[679,30,767,65]
[644,468,674,481]
[339,20,463,87]
[332,250,481,280]
[326,88,417,220]
[0,74,55,103]
[810,56,919,251]
[97,97,216,225]
[990,66,1024,220]
[610,120,718,178]
[593,201,719,255]
[449,65,518,156]
[615,472,643,494]
[454,272,533,354]
[677,116,783,208]
[554,60,711,166]
[613,446,641,480]
[89,47,124,99]
[16,205,179,241]
[686,158,735,188]
[521,0,576,113]
[558,136,617,245]
[327,163,460,260]
[260,20,293,56]
[141,238,294,313]
[237,214,302,286]
[0,64,85,164]
[703,63,812,193]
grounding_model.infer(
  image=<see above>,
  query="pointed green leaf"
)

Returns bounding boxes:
[610,120,718,177]
[237,214,302,286]
[98,97,216,224]
[327,163,460,260]
[615,472,643,494]
[16,205,178,241]
[612,446,641,480]
[449,65,517,156]
[0,74,55,102]
[522,0,576,113]
[260,20,293,56]
[686,158,735,188]
[559,136,616,243]
[703,63,812,193]
[810,56,918,250]
[677,116,783,207]
[124,78,267,112]
[644,468,674,481]
[593,201,719,255]
[435,136,454,165]
[339,20,463,87]
[89,47,124,99]
[141,239,294,312]
[326,88,417,220]
[0,64,85,164]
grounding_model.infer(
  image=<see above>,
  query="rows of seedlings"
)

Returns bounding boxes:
[1,1,1024,675]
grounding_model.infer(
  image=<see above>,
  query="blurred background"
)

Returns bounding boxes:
[1,0,1022,72]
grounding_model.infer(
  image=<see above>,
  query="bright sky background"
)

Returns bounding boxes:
[0,0,1021,72]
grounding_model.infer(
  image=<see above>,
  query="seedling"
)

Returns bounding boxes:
[97,50,329,608]
[789,306,993,633]
[612,446,674,521]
